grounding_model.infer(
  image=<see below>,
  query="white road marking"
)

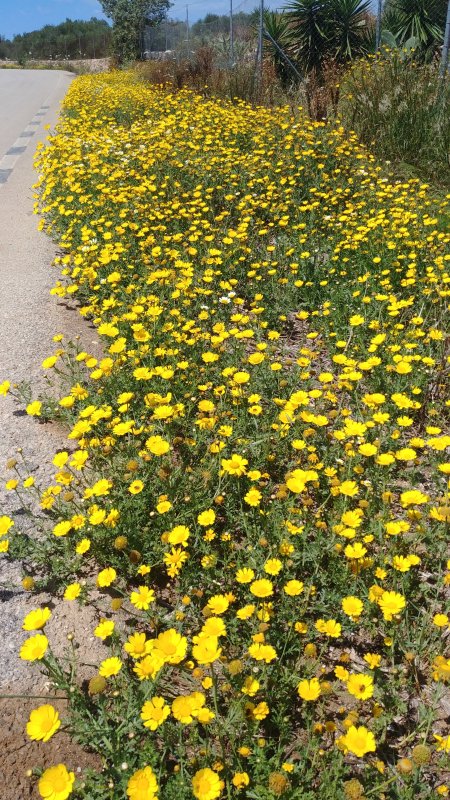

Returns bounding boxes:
[0,106,49,186]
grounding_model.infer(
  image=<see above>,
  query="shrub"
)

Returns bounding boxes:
[338,48,450,185]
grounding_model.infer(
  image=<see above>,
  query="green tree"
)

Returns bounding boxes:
[0,18,111,61]
[100,0,171,63]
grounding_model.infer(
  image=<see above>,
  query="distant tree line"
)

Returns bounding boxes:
[0,18,111,61]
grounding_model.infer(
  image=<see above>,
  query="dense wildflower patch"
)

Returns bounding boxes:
[2,71,450,799]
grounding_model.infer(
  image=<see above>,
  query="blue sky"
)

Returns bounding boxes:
[1,0,377,40]
[1,0,105,39]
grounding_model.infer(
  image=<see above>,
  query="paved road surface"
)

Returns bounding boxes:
[0,69,107,799]
[0,69,100,687]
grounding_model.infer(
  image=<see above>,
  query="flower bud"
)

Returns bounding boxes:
[88,676,107,695]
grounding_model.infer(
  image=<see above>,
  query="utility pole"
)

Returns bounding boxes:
[186,5,189,52]
[229,0,234,67]
[440,0,450,77]
[257,0,264,80]
[375,0,383,50]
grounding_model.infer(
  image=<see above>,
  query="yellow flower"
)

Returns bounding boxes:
[140,697,170,731]
[20,633,48,661]
[167,525,190,547]
[264,558,282,576]
[131,586,155,610]
[145,435,170,455]
[192,635,222,664]
[129,479,144,494]
[232,772,250,789]
[400,489,429,507]
[286,468,318,493]
[236,604,255,620]
[27,704,61,742]
[64,583,81,601]
[0,516,14,536]
[126,766,159,800]
[206,594,230,614]
[38,764,75,800]
[341,596,363,619]
[26,400,42,416]
[248,642,277,663]
[315,619,342,638]
[363,653,382,669]
[346,673,374,700]
[339,725,376,757]
[251,701,270,720]
[433,614,449,628]
[124,632,151,659]
[434,735,450,753]
[339,480,359,497]
[297,678,321,701]
[22,607,52,631]
[156,499,172,514]
[283,580,304,596]
[241,676,260,696]
[344,542,367,560]
[378,590,406,621]
[75,538,90,555]
[221,454,248,477]
[52,520,72,537]
[198,509,216,526]
[99,656,122,677]
[154,628,187,664]
[244,488,262,506]
[250,579,273,598]
[395,361,412,374]
[172,692,207,724]
[236,568,255,584]
[97,567,117,587]
[94,619,115,639]
[233,370,250,384]
[192,768,224,800]
[134,652,165,681]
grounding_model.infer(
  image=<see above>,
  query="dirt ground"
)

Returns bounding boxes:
[1,692,100,798]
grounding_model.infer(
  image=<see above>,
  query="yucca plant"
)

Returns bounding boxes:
[383,0,446,49]
[283,0,328,74]
[284,0,372,77]
[263,10,298,86]
[328,0,371,61]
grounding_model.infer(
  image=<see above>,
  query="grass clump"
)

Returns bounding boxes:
[338,49,450,187]
[1,70,450,800]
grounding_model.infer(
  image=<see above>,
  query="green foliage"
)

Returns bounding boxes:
[283,0,372,76]
[328,0,372,62]
[99,0,171,63]
[338,49,450,186]
[263,11,296,86]
[283,0,328,74]
[0,18,111,61]
[382,0,447,52]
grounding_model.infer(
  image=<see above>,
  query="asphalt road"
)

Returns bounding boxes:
[0,69,101,689]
